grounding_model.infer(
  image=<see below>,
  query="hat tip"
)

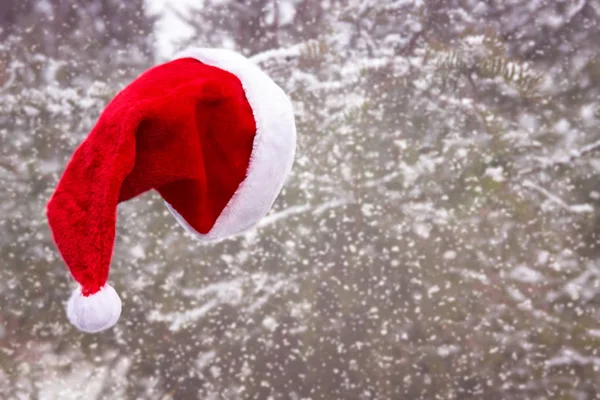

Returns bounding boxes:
[66,284,122,333]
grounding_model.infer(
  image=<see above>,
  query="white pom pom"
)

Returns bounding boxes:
[66,284,122,333]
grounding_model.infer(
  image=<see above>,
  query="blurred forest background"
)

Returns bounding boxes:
[1,0,600,399]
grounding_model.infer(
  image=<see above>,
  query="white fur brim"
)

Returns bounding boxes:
[168,48,297,241]
[66,284,121,333]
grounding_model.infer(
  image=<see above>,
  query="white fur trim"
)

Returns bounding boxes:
[66,284,121,333]
[168,48,296,241]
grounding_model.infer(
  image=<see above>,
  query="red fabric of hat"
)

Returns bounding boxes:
[46,49,296,333]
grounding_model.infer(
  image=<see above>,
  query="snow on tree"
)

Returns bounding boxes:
[1,0,599,399]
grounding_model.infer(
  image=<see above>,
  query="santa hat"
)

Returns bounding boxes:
[46,48,296,333]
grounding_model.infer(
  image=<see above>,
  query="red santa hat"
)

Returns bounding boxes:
[46,48,296,333]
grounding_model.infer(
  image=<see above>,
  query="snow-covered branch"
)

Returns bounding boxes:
[258,197,354,229]
[518,138,600,177]
[250,42,305,64]
[0,159,17,174]
[522,180,594,214]
[362,171,401,188]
